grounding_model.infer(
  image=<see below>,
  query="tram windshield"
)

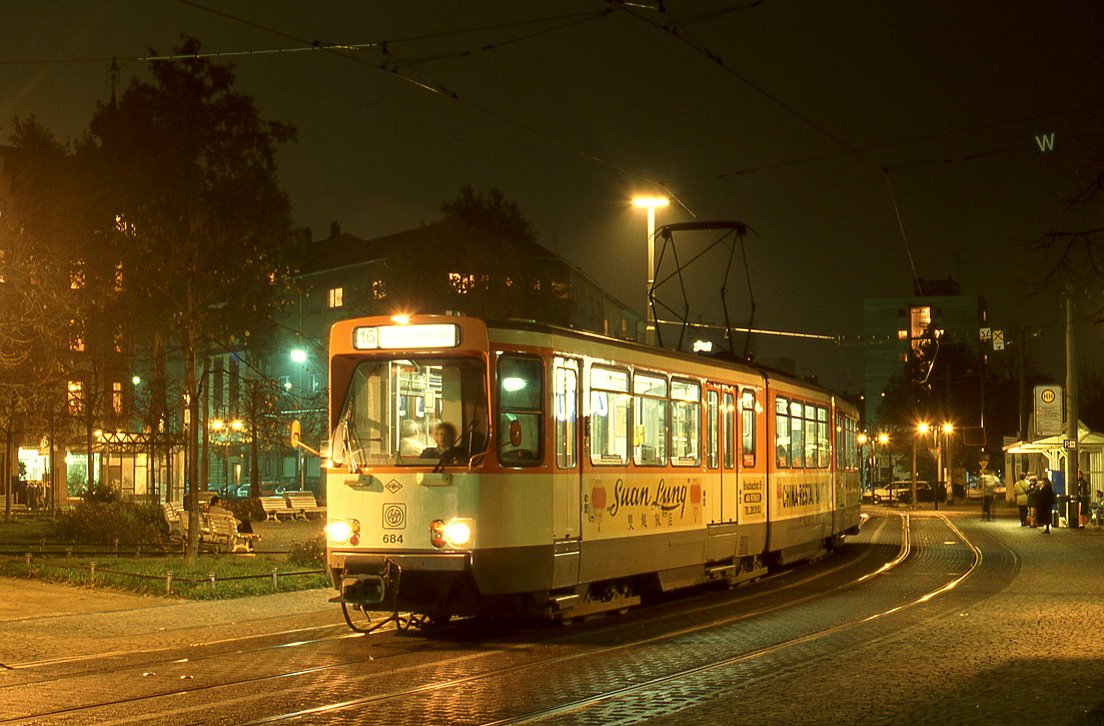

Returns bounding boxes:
[332,357,488,470]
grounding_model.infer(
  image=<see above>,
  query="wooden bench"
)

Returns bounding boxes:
[260,496,296,522]
[284,491,326,520]
[162,502,186,540]
[204,510,260,553]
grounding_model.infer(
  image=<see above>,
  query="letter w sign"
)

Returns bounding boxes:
[1035,132,1055,153]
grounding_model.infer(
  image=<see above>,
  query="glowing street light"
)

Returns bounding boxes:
[290,348,308,365]
[912,422,930,508]
[632,195,669,344]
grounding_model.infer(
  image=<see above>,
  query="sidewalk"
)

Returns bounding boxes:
[0,577,336,666]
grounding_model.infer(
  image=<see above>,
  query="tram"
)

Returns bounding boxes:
[322,314,861,625]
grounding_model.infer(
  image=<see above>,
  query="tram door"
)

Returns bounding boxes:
[551,357,582,589]
[721,386,739,523]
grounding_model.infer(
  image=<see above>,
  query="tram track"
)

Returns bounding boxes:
[1,516,911,724]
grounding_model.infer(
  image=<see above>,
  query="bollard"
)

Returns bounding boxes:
[113,538,119,554]
[165,570,174,595]
[89,561,96,587]
[208,572,216,591]
[25,553,32,571]
[271,567,279,592]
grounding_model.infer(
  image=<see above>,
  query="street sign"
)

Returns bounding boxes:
[979,327,992,342]
[992,330,1004,351]
[1034,385,1063,436]
[1063,439,1076,450]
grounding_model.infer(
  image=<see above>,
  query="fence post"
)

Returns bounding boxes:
[40,538,45,554]
[89,561,96,587]
[24,553,32,571]
[208,572,216,591]
[165,570,174,595]
[65,546,73,558]
[271,566,279,592]
[113,538,119,555]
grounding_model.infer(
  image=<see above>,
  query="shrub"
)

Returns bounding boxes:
[288,534,326,567]
[226,497,263,523]
[53,499,166,545]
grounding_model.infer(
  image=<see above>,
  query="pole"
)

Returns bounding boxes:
[935,432,941,511]
[911,436,918,509]
[1066,287,1079,527]
[645,205,656,346]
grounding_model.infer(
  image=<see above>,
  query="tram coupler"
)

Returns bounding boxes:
[331,574,387,606]
[329,558,403,607]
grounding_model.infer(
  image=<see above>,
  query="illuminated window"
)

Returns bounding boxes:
[67,381,83,414]
[706,390,719,469]
[590,366,630,466]
[70,263,85,290]
[909,306,931,337]
[633,373,668,466]
[114,328,124,353]
[554,362,577,469]
[372,280,387,299]
[497,356,543,466]
[670,380,700,466]
[897,330,907,340]
[114,262,124,292]
[112,382,123,415]
[69,320,84,352]
[790,400,805,468]
[741,389,757,467]
[775,397,790,468]
[328,287,343,308]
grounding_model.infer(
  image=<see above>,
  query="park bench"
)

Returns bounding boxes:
[204,509,260,553]
[260,495,296,522]
[284,491,326,520]
[161,502,257,553]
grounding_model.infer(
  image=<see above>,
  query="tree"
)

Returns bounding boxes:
[1033,140,1104,289]
[0,211,70,518]
[85,37,297,560]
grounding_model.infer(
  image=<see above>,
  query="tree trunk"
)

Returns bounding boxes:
[185,327,200,564]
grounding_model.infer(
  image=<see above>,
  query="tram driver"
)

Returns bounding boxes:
[420,421,458,458]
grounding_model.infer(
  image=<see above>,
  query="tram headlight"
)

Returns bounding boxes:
[325,519,360,545]
[430,518,474,549]
[443,519,473,548]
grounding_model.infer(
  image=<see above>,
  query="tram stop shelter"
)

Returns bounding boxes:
[1003,420,1104,502]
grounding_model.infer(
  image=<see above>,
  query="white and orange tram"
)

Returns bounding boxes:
[323,314,861,625]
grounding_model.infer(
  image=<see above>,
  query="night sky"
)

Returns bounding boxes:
[3,1,1102,391]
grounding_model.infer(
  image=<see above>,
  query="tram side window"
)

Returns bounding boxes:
[633,373,668,466]
[804,403,817,469]
[497,356,543,466]
[775,396,790,468]
[817,406,829,468]
[790,400,805,468]
[706,390,719,469]
[590,366,631,465]
[835,413,845,469]
[671,380,701,466]
[741,389,756,466]
[723,392,736,469]
[555,365,577,469]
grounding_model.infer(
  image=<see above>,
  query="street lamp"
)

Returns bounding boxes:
[857,432,869,500]
[631,195,669,345]
[913,422,930,508]
[875,432,890,502]
[940,422,955,503]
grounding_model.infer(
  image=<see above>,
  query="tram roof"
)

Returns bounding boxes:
[483,317,847,404]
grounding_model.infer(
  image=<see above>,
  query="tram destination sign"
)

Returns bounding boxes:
[1033,385,1063,437]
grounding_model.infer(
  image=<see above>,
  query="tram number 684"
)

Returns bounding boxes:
[383,534,404,544]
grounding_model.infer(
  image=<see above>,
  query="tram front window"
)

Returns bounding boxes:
[332,357,488,469]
